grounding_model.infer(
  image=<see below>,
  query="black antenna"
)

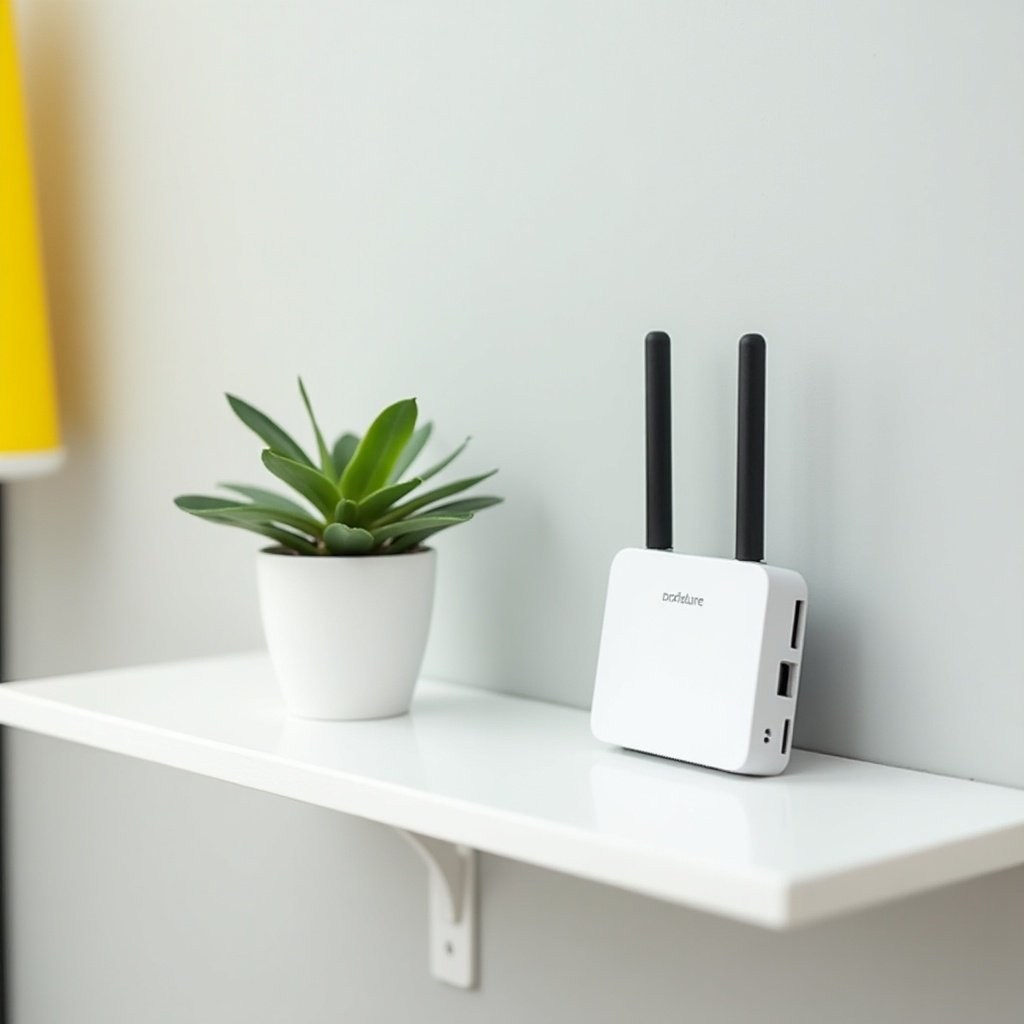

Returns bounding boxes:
[645,331,673,550]
[736,333,766,562]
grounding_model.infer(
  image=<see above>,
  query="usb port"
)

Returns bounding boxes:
[777,661,796,697]
[781,719,791,755]
[790,600,805,649]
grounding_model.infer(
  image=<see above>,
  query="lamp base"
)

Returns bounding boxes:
[0,449,64,480]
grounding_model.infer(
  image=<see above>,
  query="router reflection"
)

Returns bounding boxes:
[589,749,799,870]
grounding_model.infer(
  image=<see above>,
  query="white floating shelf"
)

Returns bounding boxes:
[2,652,1024,964]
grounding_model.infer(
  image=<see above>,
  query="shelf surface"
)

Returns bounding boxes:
[1,652,1023,928]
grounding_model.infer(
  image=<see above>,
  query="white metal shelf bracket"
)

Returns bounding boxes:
[396,830,478,989]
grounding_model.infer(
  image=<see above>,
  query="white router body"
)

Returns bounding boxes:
[591,548,807,775]
[590,332,808,776]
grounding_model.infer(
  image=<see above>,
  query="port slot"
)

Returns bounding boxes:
[781,719,791,755]
[790,600,805,649]
[777,661,796,697]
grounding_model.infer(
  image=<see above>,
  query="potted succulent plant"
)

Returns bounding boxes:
[175,380,501,720]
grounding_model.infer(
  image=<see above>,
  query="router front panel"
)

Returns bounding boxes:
[591,548,807,775]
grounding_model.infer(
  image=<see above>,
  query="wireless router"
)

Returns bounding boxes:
[590,331,808,776]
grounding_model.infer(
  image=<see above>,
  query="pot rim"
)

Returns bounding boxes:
[258,545,435,559]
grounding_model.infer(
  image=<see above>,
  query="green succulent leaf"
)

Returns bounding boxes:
[415,495,504,517]
[180,392,500,559]
[298,377,335,478]
[384,515,475,554]
[331,433,359,476]
[262,450,340,518]
[333,498,360,526]
[323,523,375,555]
[174,495,318,555]
[219,483,313,519]
[227,394,312,467]
[376,470,497,526]
[372,512,472,543]
[385,531,432,555]
[175,495,239,513]
[387,422,433,484]
[356,477,423,525]
[227,521,319,555]
[340,398,418,501]
[176,495,323,537]
[417,436,469,483]
[220,505,323,535]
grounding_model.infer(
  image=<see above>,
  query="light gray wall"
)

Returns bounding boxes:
[7,1,1024,1021]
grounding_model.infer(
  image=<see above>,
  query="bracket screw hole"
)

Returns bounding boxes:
[445,942,454,955]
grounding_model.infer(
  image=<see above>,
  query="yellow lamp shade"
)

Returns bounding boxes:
[0,0,61,480]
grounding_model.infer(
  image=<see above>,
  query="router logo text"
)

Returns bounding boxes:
[662,592,704,607]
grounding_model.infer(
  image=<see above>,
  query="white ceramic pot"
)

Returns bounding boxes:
[257,547,437,720]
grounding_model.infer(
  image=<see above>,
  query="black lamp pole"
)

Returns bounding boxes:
[1,481,9,1024]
